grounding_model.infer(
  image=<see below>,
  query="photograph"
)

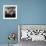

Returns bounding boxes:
[18,25,46,41]
[18,25,46,46]
[3,5,17,19]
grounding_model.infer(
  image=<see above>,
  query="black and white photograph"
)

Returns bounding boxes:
[3,5,17,19]
[18,25,46,46]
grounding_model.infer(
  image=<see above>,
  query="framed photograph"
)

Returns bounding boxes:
[3,5,17,19]
[18,24,46,42]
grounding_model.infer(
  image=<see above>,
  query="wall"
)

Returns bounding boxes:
[0,0,19,44]
[0,0,46,44]
[20,0,46,24]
